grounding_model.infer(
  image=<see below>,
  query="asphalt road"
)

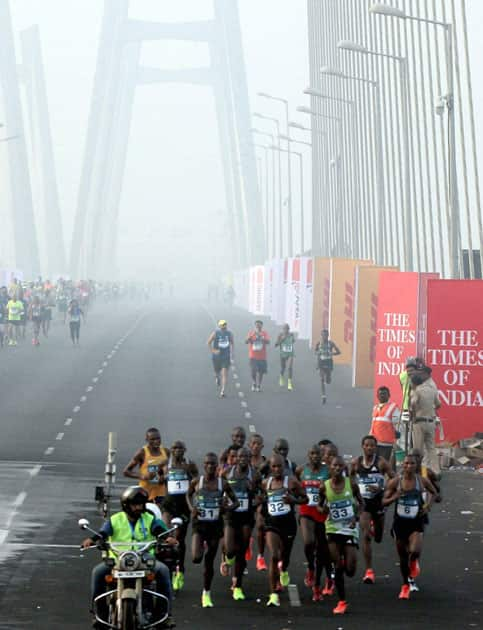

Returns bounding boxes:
[0,298,481,630]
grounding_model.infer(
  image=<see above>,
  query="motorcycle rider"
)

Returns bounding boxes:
[81,486,176,628]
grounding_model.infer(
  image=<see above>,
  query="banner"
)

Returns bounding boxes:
[263,261,273,317]
[311,257,331,347]
[270,259,283,322]
[248,266,265,315]
[299,257,313,340]
[276,259,288,324]
[329,258,372,365]
[374,271,420,404]
[285,258,302,332]
[233,269,249,309]
[352,265,398,388]
[426,279,483,442]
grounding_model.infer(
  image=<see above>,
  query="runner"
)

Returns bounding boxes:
[351,435,394,584]
[41,290,53,337]
[123,428,170,506]
[249,433,266,470]
[187,453,239,608]
[220,427,247,467]
[161,441,199,592]
[29,296,43,346]
[6,292,24,346]
[245,320,270,392]
[319,455,363,615]
[207,319,234,398]
[260,454,307,607]
[275,324,296,391]
[295,445,333,601]
[314,329,341,404]
[67,299,84,346]
[221,447,261,601]
[248,433,266,568]
[383,454,437,599]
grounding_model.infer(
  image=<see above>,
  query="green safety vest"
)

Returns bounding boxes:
[108,511,155,557]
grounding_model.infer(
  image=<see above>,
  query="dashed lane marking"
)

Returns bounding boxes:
[13,492,27,508]
[73,406,81,413]
[80,396,87,403]
[98,369,103,375]
[64,418,73,426]
[238,392,244,398]
[102,361,108,367]
[92,377,99,383]
[236,383,241,389]
[241,401,248,408]
[86,386,93,392]
[249,425,256,433]
[44,447,55,456]
[244,412,252,419]
[288,584,301,607]
[56,433,64,441]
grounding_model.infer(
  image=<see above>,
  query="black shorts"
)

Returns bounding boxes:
[264,513,297,541]
[192,519,224,541]
[212,354,230,371]
[327,533,359,548]
[163,495,191,524]
[318,359,333,371]
[391,517,425,541]
[362,496,385,517]
[8,320,21,327]
[250,358,267,374]
[224,511,255,530]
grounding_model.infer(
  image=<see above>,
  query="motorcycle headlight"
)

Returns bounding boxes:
[119,551,140,571]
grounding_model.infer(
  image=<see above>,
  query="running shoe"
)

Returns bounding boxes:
[172,570,184,591]
[333,600,348,615]
[363,568,375,584]
[398,584,410,600]
[251,384,257,392]
[287,379,293,391]
[322,578,335,596]
[256,555,267,571]
[312,586,323,602]
[266,593,280,607]
[278,562,290,587]
[304,568,315,587]
[215,374,220,387]
[256,385,262,392]
[233,587,245,601]
[409,559,420,578]
[245,537,253,561]
[279,375,285,387]
[219,390,225,398]
[321,395,327,405]
[202,591,214,608]
[408,578,420,592]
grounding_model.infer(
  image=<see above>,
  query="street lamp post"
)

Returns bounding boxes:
[337,40,412,271]
[370,3,461,277]
[254,142,272,258]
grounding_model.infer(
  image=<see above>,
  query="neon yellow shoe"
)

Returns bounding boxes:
[279,375,285,387]
[202,591,214,608]
[267,593,280,607]
[287,379,293,391]
[172,570,184,591]
[233,587,246,601]
[280,570,290,587]
[226,555,235,567]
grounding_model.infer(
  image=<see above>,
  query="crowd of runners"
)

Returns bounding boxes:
[86,424,442,623]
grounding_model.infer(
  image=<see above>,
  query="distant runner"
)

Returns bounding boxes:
[207,319,234,398]
[314,329,341,404]
[245,320,270,392]
[275,323,296,391]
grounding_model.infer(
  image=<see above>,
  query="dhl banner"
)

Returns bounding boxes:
[270,259,283,321]
[311,257,331,347]
[329,258,372,365]
[276,259,288,324]
[248,266,265,315]
[426,279,483,442]
[285,258,302,332]
[299,257,313,340]
[263,262,273,316]
[352,265,398,388]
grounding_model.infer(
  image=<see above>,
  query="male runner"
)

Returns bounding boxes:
[383,454,437,599]
[275,324,296,391]
[260,454,307,607]
[6,292,24,346]
[295,445,332,601]
[314,329,341,403]
[221,447,261,601]
[123,428,170,505]
[319,456,363,615]
[245,320,270,392]
[219,427,246,467]
[207,319,234,398]
[187,453,238,608]
[259,438,297,479]
[248,433,266,567]
[161,441,198,592]
[351,435,394,584]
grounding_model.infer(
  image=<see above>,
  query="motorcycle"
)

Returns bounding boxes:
[79,517,182,629]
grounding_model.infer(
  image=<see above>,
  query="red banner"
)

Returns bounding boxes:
[426,280,483,442]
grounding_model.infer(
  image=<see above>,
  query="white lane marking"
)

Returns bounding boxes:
[44,447,55,456]
[86,386,93,392]
[1,543,80,549]
[30,465,41,477]
[56,433,64,441]
[288,584,301,607]
[73,406,81,413]
[0,530,8,545]
[241,401,248,408]
[80,396,87,403]
[112,350,116,355]
[64,418,72,426]
[249,424,256,433]
[233,374,239,380]
[98,369,103,374]
[236,382,241,389]
[107,354,113,359]
[102,361,108,367]
[244,412,252,419]
[13,491,27,508]
[238,392,244,398]
[92,377,99,383]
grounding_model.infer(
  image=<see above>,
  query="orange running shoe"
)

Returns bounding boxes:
[304,569,315,587]
[245,537,253,562]
[312,586,323,602]
[333,600,348,615]
[399,584,410,599]
[363,568,375,584]
[409,559,420,578]
[322,578,335,596]
[256,555,267,571]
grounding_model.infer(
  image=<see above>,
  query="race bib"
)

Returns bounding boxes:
[236,497,249,512]
[281,344,293,353]
[198,507,220,521]
[329,499,354,522]
[397,499,419,519]
[268,499,290,516]
[306,487,320,506]
[252,342,263,351]
[167,479,189,495]
[218,339,230,349]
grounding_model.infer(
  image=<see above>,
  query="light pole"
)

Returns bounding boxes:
[258,93,294,256]
[370,3,461,278]
[337,40,412,271]
[321,65,386,265]
[254,142,272,258]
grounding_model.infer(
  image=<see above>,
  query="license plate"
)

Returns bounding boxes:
[113,570,146,578]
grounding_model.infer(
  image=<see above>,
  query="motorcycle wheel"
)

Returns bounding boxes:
[121,599,137,630]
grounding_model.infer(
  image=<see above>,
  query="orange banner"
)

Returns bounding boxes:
[352,265,398,388]
[329,258,372,365]
[311,257,331,348]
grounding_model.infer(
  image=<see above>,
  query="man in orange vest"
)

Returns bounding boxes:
[370,386,401,461]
